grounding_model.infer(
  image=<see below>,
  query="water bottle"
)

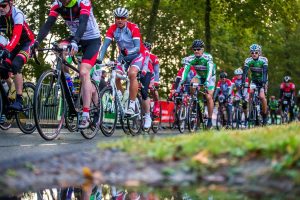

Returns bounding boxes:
[73,75,80,97]
[91,65,102,85]
[65,73,74,93]
[1,81,9,95]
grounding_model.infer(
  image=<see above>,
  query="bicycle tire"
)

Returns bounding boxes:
[188,99,198,132]
[99,86,118,137]
[15,82,36,134]
[178,104,186,133]
[127,95,143,136]
[151,103,162,134]
[216,109,225,130]
[79,80,100,139]
[33,70,64,140]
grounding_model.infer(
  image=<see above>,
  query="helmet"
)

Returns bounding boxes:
[234,68,243,75]
[114,7,129,18]
[192,39,205,49]
[219,71,227,79]
[271,96,275,99]
[143,42,152,51]
[283,76,291,83]
[249,44,262,53]
[218,95,225,103]
[0,33,9,49]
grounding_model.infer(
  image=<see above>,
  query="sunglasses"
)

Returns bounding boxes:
[0,4,8,8]
[251,51,259,55]
[115,17,127,21]
[193,48,203,51]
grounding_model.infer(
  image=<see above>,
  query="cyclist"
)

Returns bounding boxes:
[33,0,101,129]
[179,39,216,128]
[0,0,34,111]
[99,7,146,120]
[214,71,233,128]
[232,68,249,126]
[279,76,295,122]
[144,42,161,117]
[242,44,268,125]
[268,96,279,124]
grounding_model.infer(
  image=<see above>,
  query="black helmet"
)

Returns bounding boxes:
[283,76,291,83]
[219,71,227,79]
[143,42,152,51]
[192,39,205,49]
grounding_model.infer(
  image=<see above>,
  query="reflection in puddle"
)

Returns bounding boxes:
[0,185,255,200]
[0,184,287,200]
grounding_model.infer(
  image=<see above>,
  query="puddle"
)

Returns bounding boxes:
[0,184,293,200]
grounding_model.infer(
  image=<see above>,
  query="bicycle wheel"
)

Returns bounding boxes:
[79,80,100,139]
[15,82,36,134]
[99,86,118,137]
[216,110,225,130]
[127,95,143,136]
[178,104,187,133]
[188,99,198,132]
[151,103,162,134]
[33,70,64,140]
[233,107,241,129]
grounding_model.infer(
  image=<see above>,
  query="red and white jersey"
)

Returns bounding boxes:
[49,0,100,40]
[0,6,34,51]
[216,78,233,96]
[280,82,295,97]
[177,66,196,78]
[149,53,159,82]
[106,21,144,54]
[232,76,250,95]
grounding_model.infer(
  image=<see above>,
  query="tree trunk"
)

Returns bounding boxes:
[205,0,211,52]
[146,0,160,42]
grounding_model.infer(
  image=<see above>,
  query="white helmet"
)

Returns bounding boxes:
[234,68,243,75]
[114,7,129,18]
[0,33,9,48]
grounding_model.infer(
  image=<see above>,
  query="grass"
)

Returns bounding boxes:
[98,123,300,173]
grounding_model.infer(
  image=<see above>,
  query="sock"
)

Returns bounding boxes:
[82,107,90,118]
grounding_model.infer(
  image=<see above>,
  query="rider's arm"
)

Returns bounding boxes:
[36,17,57,43]
[73,0,92,43]
[262,59,268,84]
[6,25,23,52]
[242,66,249,85]
[181,63,192,83]
[174,77,181,89]
[98,38,112,61]
[205,60,214,84]
[228,80,233,96]
[153,63,160,83]
[213,81,221,100]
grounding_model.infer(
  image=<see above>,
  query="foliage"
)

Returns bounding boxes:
[99,123,300,173]
[11,0,300,97]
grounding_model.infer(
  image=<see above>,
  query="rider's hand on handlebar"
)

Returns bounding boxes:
[0,48,10,60]
[68,40,78,56]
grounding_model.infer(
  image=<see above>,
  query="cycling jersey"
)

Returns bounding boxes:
[0,6,34,52]
[149,53,159,83]
[269,100,279,110]
[215,79,233,97]
[37,0,100,43]
[177,66,196,79]
[280,82,295,99]
[182,54,214,83]
[243,56,268,84]
[232,76,249,97]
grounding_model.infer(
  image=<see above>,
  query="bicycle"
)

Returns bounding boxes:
[216,94,231,130]
[174,84,190,133]
[0,53,36,134]
[281,99,290,124]
[99,60,143,137]
[232,95,246,129]
[32,43,100,140]
[248,84,262,128]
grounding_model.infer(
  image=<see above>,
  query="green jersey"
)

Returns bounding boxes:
[269,100,278,110]
[182,53,214,83]
[243,56,268,84]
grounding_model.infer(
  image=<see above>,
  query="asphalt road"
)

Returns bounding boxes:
[0,128,177,165]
